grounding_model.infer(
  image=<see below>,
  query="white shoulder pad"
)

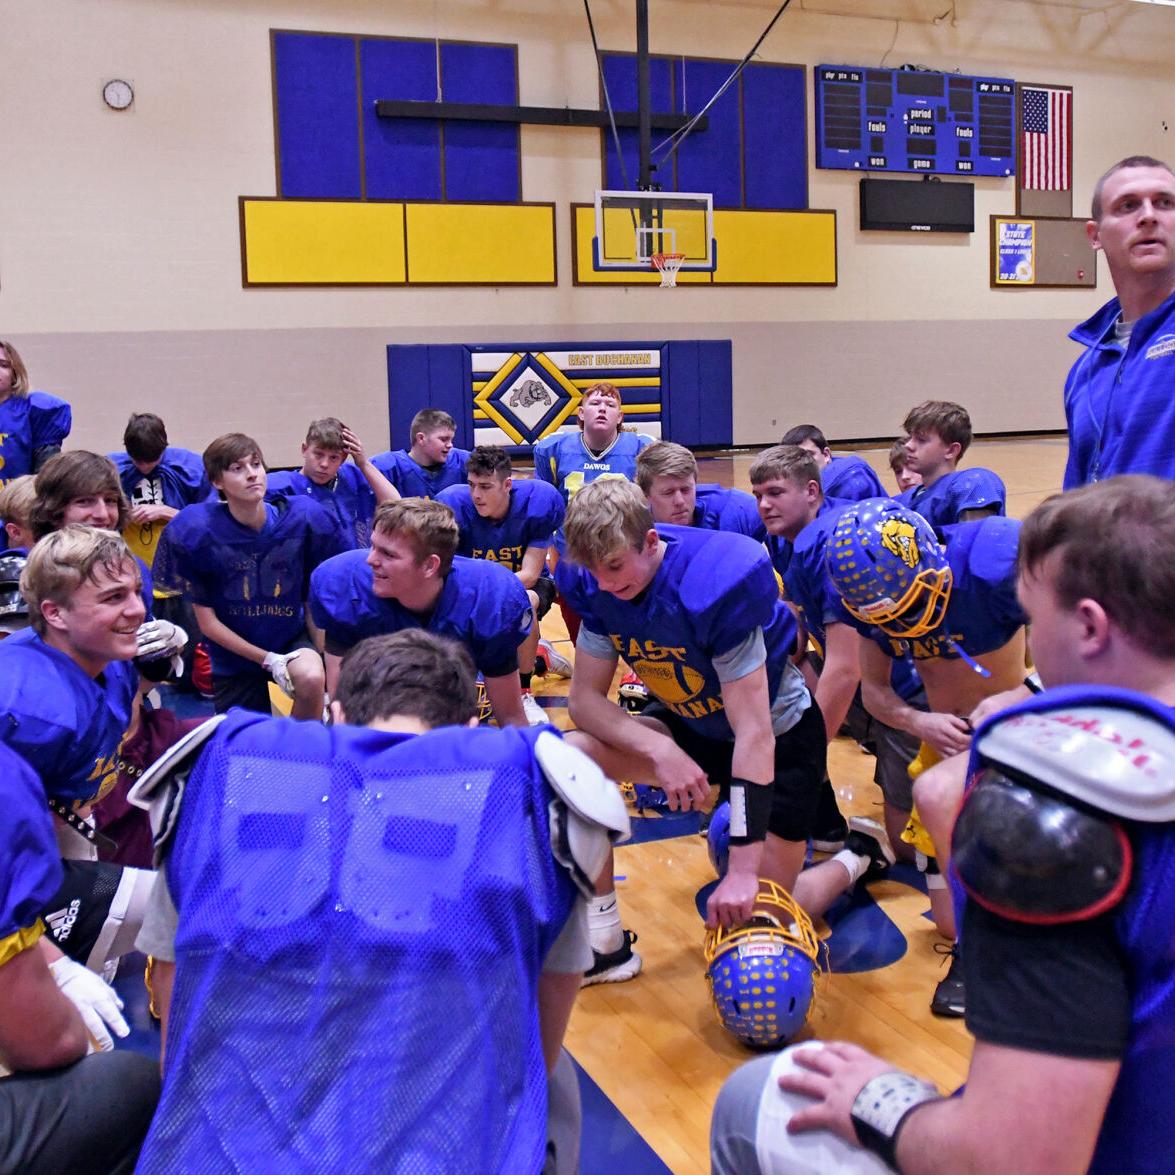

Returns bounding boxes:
[128,714,227,864]
[978,705,1175,822]
[536,730,631,898]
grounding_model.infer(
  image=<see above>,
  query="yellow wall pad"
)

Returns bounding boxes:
[405,203,556,285]
[710,209,837,285]
[241,198,407,285]
[571,205,837,285]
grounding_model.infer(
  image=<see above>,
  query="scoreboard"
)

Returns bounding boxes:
[815,65,1015,178]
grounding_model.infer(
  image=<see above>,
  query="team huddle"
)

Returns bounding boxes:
[2,154,1175,1175]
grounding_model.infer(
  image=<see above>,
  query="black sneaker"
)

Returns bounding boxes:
[811,819,849,854]
[582,929,642,986]
[932,942,965,1017]
[844,818,895,884]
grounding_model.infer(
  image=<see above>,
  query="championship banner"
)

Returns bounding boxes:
[994,219,1035,285]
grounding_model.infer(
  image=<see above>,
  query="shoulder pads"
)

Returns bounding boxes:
[129,714,227,864]
[952,765,1132,924]
[536,730,630,897]
[976,699,1175,821]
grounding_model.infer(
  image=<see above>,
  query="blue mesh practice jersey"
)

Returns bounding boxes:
[138,712,578,1175]
[557,525,799,740]
[692,483,767,540]
[843,516,1025,663]
[0,744,61,960]
[267,464,375,551]
[436,478,564,573]
[898,468,1006,528]
[154,497,344,677]
[0,629,138,803]
[823,455,885,503]
[310,551,533,677]
[0,391,71,486]
[371,448,470,499]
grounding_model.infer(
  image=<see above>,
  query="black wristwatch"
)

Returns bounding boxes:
[850,1070,941,1171]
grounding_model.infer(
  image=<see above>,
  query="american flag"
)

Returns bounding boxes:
[1020,85,1071,191]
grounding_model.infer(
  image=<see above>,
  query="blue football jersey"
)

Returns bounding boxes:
[898,468,1006,528]
[370,448,470,499]
[267,464,374,551]
[436,478,564,573]
[0,629,138,802]
[532,429,654,503]
[785,501,922,701]
[139,712,577,1174]
[154,497,344,677]
[310,551,533,677]
[844,516,1025,664]
[111,447,215,575]
[557,525,799,740]
[692,483,767,540]
[823,455,885,503]
[0,392,72,486]
[0,743,62,950]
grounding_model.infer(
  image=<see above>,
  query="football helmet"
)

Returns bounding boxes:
[707,801,731,877]
[826,498,952,639]
[704,879,821,1049]
[0,552,29,633]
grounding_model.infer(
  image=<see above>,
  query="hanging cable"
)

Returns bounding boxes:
[584,0,636,193]
[652,0,793,165]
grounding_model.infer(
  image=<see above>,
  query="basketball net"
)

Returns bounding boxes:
[651,252,687,288]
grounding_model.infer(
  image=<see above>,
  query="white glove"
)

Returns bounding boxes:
[262,649,304,698]
[49,956,129,1052]
[136,619,188,661]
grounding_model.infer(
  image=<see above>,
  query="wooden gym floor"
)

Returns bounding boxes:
[536,435,1070,1173]
[109,435,1069,1174]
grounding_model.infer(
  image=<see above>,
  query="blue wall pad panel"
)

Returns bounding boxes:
[662,340,733,448]
[675,59,744,208]
[440,42,521,202]
[386,345,474,452]
[361,37,442,201]
[743,63,808,210]
[274,32,361,199]
[602,55,676,191]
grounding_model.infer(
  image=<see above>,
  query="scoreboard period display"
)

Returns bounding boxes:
[815,65,1016,178]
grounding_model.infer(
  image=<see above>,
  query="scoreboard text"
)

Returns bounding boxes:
[815,65,1015,178]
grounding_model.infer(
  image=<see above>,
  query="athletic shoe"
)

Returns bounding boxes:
[521,690,547,726]
[618,670,650,712]
[582,929,642,986]
[931,941,966,1018]
[844,817,895,885]
[535,639,573,678]
[810,818,849,854]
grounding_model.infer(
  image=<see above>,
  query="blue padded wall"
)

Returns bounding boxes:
[662,340,733,447]
[274,33,361,199]
[361,38,442,201]
[602,56,676,191]
[440,43,521,202]
[387,345,474,451]
[743,63,807,211]
[675,59,743,208]
[600,54,807,212]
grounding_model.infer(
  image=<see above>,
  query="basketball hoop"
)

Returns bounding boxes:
[651,252,687,288]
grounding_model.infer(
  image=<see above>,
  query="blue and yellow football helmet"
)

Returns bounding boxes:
[826,498,952,639]
[707,801,731,877]
[704,879,821,1049]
